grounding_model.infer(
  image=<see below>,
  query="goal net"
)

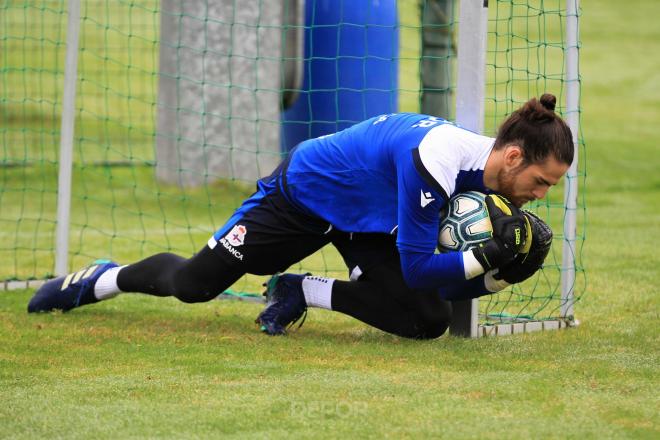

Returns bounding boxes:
[1,0,585,335]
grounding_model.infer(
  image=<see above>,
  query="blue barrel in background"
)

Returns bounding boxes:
[281,0,399,151]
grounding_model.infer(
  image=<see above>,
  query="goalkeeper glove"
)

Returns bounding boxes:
[494,210,553,284]
[471,194,531,272]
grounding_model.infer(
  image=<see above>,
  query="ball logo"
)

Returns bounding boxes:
[438,191,493,253]
[225,225,247,247]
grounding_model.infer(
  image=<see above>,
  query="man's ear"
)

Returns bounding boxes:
[503,144,524,168]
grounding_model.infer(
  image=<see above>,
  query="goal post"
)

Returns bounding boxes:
[54,0,81,277]
[561,0,581,320]
[449,0,488,337]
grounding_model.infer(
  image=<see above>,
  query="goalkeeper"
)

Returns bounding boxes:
[28,94,572,339]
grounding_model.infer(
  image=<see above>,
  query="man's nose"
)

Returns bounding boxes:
[532,186,549,199]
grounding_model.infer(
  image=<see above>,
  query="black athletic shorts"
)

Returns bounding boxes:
[207,183,401,279]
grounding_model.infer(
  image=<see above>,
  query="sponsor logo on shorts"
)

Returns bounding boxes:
[225,224,247,247]
[219,237,244,261]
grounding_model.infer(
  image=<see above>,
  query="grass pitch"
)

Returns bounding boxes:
[1,0,660,438]
[1,290,657,438]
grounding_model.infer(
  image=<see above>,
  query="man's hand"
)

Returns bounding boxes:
[494,210,552,284]
[471,194,530,271]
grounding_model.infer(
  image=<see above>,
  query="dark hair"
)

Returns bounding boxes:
[493,93,574,166]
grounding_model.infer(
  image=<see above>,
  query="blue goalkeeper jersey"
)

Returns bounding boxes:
[282,113,494,289]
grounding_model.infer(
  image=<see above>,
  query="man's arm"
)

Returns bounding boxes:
[395,150,471,289]
[395,153,528,290]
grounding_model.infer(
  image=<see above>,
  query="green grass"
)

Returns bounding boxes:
[1,291,657,438]
[2,0,660,437]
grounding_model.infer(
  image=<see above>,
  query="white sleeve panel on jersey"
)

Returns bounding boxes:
[417,124,460,197]
[417,124,495,196]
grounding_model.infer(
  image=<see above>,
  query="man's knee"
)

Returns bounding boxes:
[407,299,453,340]
[169,261,222,304]
[174,288,217,304]
[391,318,449,340]
[415,319,450,339]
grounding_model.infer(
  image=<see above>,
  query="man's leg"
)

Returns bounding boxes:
[104,190,334,304]
[29,182,332,312]
[330,257,453,339]
[109,245,244,303]
[304,233,453,339]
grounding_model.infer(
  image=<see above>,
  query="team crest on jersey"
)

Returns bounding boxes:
[225,225,247,247]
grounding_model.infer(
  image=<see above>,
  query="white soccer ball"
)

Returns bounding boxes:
[438,191,493,252]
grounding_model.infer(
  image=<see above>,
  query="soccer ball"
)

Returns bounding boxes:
[438,191,493,252]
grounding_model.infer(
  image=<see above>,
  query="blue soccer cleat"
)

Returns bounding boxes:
[27,260,119,313]
[255,273,308,335]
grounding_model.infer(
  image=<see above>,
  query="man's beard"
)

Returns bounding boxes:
[496,165,525,207]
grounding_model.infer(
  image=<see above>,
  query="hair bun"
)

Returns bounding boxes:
[539,93,557,112]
